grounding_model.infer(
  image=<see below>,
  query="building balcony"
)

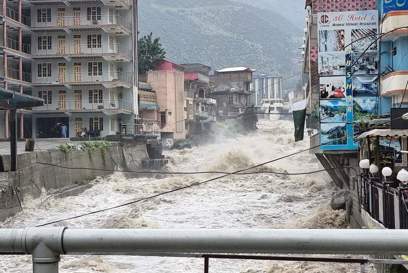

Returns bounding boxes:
[32,71,132,89]
[3,38,31,58]
[0,6,31,28]
[32,44,130,62]
[195,97,216,105]
[33,98,133,115]
[134,118,161,137]
[382,11,408,40]
[29,0,131,8]
[381,71,408,96]
[5,68,32,86]
[62,0,131,9]
[31,15,131,36]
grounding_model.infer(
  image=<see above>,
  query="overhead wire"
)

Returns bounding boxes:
[34,161,354,177]
[33,25,408,227]
[35,143,329,227]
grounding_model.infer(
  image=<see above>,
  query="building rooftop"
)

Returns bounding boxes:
[216,67,255,73]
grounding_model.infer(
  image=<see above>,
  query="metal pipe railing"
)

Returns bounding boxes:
[2,228,408,273]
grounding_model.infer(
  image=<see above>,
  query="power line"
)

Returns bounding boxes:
[32,27,408,227]
[35,143,326,227]
[35,161,353,177]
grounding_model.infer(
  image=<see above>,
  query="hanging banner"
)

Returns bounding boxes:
[318,10,379,151]
[383,0,408,14]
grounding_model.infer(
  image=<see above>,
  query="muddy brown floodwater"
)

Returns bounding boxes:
[0,119,373,273]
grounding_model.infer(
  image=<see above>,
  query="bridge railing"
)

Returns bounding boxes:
[1,228,408,273]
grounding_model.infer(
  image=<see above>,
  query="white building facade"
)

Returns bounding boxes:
[28,0,137,138]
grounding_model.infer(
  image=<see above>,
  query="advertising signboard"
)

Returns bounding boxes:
[318,10,379,150]
[383,0,408,14]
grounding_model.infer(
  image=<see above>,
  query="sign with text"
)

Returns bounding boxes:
[318,10,379,151]
[383,0,408,14]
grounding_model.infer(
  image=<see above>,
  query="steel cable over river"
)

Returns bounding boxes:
[0,120,373,273]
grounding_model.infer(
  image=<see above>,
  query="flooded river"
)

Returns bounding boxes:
[0,120,366,273]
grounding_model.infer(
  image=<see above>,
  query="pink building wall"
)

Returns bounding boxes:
[155,60,183,72]
[147,70,186,140]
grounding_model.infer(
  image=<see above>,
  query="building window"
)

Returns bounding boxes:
[160,111,166,128]
[89,117,103,131]
[38,90,52,104]
[37,8,51,23]
[87,7,102,21]
[37,63,52,77]
[88,89,103,104]
[38,36,52,50]
[88,62,103,76]
[87,34,102,48]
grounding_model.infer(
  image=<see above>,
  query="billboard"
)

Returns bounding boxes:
[318,10,379,151]
[383,0,408,14]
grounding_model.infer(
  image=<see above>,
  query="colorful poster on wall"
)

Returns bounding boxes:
[383,0,408,14]
[318,10,379,151]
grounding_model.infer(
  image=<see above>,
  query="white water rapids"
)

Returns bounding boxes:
[0,120,369,273]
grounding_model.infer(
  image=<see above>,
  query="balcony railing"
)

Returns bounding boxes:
[6,38,31,54]
[382,11,408,40]
[33,43,130,60]
[135,118,161,136]
[359,175,408,229]
[31,15,131,31]
[7,68,31,82]
[4,7,30,26]
[33,71,133,86]
[34,98,133,113]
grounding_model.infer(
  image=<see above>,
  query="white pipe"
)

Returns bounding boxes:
[1,229,408,256]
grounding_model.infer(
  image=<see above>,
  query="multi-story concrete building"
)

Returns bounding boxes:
[251,75,284,114]
[181,63,216,136]
[210,67,254,119]
[380,1,408,111]
[147,60,186,143]
[0,0,138,139]
[0,0,32,139]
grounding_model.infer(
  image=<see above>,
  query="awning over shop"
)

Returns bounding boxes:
[358,129,408,139]
[0,88,43,109]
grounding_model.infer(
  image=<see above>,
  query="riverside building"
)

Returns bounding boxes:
[0,0,138,139]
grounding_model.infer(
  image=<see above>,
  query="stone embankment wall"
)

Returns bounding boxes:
[0,142,148,220]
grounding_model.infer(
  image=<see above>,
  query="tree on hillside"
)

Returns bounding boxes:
[138,32,166,74]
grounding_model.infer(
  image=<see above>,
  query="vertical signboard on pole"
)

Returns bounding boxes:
[318,10,379,150]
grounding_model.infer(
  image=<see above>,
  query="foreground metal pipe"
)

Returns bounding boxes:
[1,229,408,256]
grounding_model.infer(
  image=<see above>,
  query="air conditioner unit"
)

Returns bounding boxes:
[97,105,104,110]
[92,20,98,25]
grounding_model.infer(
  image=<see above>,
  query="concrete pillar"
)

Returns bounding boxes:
[19,57,22,81]
[32,116,37,140]
[4,53,7,78]
[2,0,6,18]
[378,188,384,223]
[19,113,24,139]
[4,82,9,139]
[19,28,22,52]
[19,86,24,139]
[395,193,401,229]
[4,110,8,139]
[18,0,22,23]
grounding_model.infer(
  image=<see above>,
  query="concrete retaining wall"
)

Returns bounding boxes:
[0,142,148,221]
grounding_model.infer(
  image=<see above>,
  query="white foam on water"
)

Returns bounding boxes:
[0,120,374,273]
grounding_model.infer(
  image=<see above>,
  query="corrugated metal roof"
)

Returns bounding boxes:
[358,129,408,139]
